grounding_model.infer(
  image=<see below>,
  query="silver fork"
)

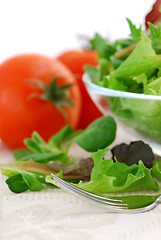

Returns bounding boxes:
[51,173,161,213]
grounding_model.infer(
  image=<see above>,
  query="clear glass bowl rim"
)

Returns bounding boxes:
[83,73,161,101]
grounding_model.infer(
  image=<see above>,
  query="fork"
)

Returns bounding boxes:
[51,173,161,213]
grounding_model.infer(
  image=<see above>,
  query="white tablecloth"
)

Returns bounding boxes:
[1,128,161,240]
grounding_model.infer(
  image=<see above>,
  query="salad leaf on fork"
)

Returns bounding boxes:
[79,149,159,193]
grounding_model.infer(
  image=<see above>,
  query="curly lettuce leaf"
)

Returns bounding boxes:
[144,77,161,95]
[126,18,142,41]
[80,149,158,193]
[151,159,161,181]
[112,32,161,82]
[148,22,161,54]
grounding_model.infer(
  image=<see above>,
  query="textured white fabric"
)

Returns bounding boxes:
[1,129,161,240]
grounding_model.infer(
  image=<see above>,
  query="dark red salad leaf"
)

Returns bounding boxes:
[145,0,161,28]
[111,141,154,169]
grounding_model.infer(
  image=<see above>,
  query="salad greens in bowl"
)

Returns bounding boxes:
[83,19,161,156]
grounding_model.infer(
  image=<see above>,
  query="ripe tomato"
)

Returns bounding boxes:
[57,50,103,129]
[0,54,81,149]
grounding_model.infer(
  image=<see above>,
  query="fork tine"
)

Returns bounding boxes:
[51,173,161,213]
[51,173,121,203]
[51,173,128,208]
[55,178,127,208]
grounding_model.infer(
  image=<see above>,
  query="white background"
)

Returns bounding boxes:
[0,0,155,63]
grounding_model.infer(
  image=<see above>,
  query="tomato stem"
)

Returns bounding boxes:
[31,78,74,119]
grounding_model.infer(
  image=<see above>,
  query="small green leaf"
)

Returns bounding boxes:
[6,174,29,193]
[21,171,44,191]
[151,159,161,181]
[148,23,161,54]
[45,171,63,187]
[13,149,33,161]
[32,131,46,145]
[16,152,64,163]
[19,129,72,165]
[85,58,112,84]
[24,139,43,153]
[2,168,22,178]
[110,56,124,69]
[90,33,116,59]
[2,169,45,193]
[126,18,141,41]
[148,23,161,40]
[45,175,57,187]
[84,66,101,84]
[75,116,116,152]
[49,125,74,146]
[115,38,135,49]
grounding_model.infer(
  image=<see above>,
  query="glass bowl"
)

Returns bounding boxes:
[83,73,161,156]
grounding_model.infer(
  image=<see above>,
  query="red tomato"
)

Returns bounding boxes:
[0,54,81,149]
[57,50,103,129]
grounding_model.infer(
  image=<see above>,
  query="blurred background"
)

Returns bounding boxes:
[0,0,155,62]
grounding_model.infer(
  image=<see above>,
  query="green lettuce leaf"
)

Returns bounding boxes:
[90,33,116,59]
[148,22,161,54]
[112,32,161,82]
[144,77,161,95]
[151,159,161,181]
[74,116,116,152]
[2,169,45,193]
[126,18,141,41]
[108,96,161,141]
[48,125,74,147]
[80,149,158,193]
